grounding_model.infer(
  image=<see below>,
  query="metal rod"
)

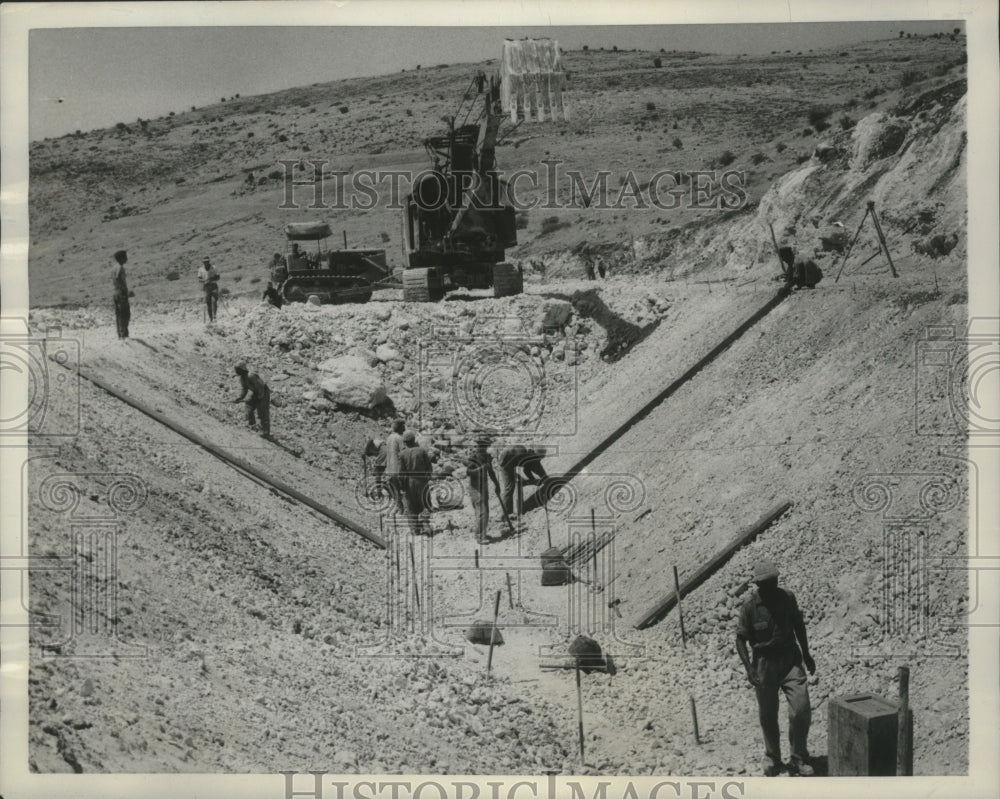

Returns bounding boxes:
[689,695,701,744]
[409,542,420,612]
[897,665,912,775]
[486,590,502,674]
[674,565,687,648]
[576,664,586,761]
[544,503,552,549]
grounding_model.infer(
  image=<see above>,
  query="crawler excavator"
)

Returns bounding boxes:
[400,38,568,302]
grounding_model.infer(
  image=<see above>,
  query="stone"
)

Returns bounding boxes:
[318,355,387,410]
[306,295,322,306]
[375,344,402,363]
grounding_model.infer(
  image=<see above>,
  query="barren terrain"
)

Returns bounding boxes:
[24,34,970,777]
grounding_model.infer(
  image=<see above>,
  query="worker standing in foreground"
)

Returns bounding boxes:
[198,256,221,322]
[111,249,130,340]
[232,363,271,438]
[398,431,433,535]
[462,437,496,544]
[385,419,406,517]
[736,560,816,777]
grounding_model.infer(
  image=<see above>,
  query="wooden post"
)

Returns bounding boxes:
[689,695,701,744]
[409,542,420,612]
[517,475,524,519]
[486,590,502,674]
[544,504,552,549]
[474,549,479,569]
[506,572,514,609]
[869,203,898,278]
[897,665,912,776]
[343,229,348,248]
[576,664,586,761]
[673,565,687,648]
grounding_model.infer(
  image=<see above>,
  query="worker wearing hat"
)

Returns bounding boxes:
[197,256,221,323]
[232,362,271,437]
[736,559,816,777]
[111,249,130,339]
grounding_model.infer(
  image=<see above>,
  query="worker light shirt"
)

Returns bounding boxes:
[385,432,405,476]
[737,588,803,660]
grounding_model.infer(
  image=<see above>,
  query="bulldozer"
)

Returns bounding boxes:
[400,38,569,302]
[275,222,392,304]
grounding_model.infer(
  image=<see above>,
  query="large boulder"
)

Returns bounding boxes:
[532,299,574,334]
[317,354,387,410]
[375,343,402,363]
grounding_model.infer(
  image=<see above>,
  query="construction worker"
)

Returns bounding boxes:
[232,363,271,438]
[520,446,548,485]
[736,560,816,777]
[111,249,130,339]
[385,419,406,516]
[777,246,821,289]
[263,281,284,309]
[496,443,529,515]
[462,437,496,544]
[288,243,309,271]
[198,256,221,322]
[270,253,288,285]
[398,431,433,535]
[364,437,388,500]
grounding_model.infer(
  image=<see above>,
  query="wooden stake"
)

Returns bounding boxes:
[897,665,912,776]
[517,475,524,520]
[689,694,701,744]
[486,590,502,674]
[474,548,479,569]
[409,541,420,612]
[506,572,514,609]
[576,664,586,761]
[673,565,687,648]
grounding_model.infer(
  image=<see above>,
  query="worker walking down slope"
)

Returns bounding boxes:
[736,560,816,777]
[111,249,130,340]
[462,437,498,544]
[232,363,271,438]
[198,256,221,322]
[398,431,433,536]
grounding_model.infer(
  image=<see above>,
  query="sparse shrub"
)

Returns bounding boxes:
[582,45,588,51]
[277,133,288,142]
[839,115,855,131]
[717,150,736,167]
[796,153,810,164]
[645,101,656,111]
[775,141,787,153]
[672,137,682,149]
[250,277,261,284]
[863,87,881,99]
[268,169,282,179]
[540,216,571,236]
[165,271,180,281]
[338,105,349,114]
[802,128,813,136]
[247,131,254,138]
[807,106,832,132]
[405,109,413,116]
[899,70,925,88]
[751,152,767,165]
[612,45,618,52]
[653,57,662,68]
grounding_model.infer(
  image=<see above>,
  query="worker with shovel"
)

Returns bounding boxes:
[232,362,271,438]
[736,559,816,777]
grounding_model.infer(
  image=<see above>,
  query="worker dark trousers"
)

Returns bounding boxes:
[497,467,516,515]
[754,651,811,766]
[387,475,405,515]
[205,287,218,321]
[113,295,130,339]
[522,459,547,484]
[248,387,271,435]
[402,478,430,535]
[469,481,489,540]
